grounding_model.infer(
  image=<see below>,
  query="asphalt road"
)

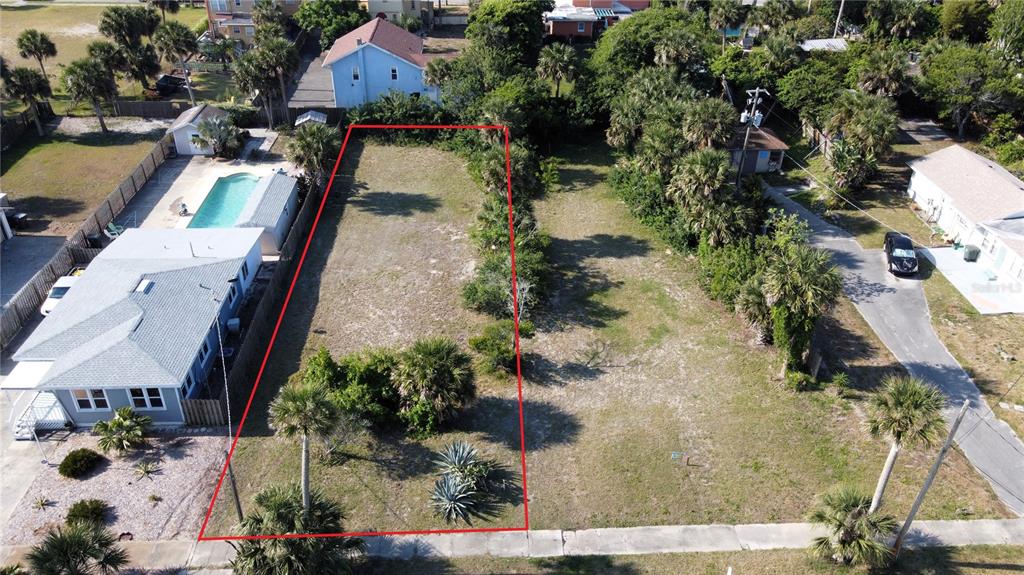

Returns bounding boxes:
[768,185,1024,517]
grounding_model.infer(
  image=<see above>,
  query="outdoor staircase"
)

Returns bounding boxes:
[10,391,68,440]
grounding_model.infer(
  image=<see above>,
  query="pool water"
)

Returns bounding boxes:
[188,173,260,228]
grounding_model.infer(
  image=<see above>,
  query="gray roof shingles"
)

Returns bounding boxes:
[239,172,297,230]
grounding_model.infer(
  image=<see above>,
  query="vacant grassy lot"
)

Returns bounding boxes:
[0,4,210,112]
[0,126,166,235]
[208,141,1009,537]
[362,545,1024,574]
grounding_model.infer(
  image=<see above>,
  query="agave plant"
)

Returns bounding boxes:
[134,459,161,480]
[92,407,152,454]
[434,441,500,492]
[430,473,478,524]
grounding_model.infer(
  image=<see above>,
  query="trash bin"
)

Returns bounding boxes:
[964,245,981,262]
[86,234,103,249]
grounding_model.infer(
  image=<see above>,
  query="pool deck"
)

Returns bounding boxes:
[115,130,298,230]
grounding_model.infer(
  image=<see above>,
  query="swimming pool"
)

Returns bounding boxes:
[188,173,261,228]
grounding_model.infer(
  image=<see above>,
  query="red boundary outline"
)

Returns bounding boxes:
[196,124,530,541]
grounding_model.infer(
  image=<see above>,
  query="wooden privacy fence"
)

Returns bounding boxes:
[183,398,226,426]
[1,101,55,151]
[112,99,189,119]
[223,185,324,414]
[1,135,175,348]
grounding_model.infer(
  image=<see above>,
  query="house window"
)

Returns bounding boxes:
[390,67,398,81]
[233,26,241,34]
[577,22,586,33]
[200,340,212,364]
[72,389,109,411]
[246,27,254,36]
[129,388,166,410]
[240,261,249,281]
[234,0,241,6]
[352,67,360,81]
[226,284,238,307]
[212,0,227,10]
[181,373,195,399]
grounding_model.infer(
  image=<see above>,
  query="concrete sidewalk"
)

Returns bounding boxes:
[767,185,1024,516]
[4,520,1022,570]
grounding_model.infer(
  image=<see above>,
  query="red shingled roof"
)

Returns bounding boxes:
[322,17,431,68]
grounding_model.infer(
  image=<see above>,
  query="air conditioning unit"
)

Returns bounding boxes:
[767,161,779,171]
[226,318,241,334]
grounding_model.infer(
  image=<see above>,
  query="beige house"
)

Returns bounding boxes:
[360,0,433,28]
[206,0,303,48]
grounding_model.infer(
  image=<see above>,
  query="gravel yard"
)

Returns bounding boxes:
[2,430,225,545]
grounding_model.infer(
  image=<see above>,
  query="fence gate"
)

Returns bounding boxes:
[182,398,226,426]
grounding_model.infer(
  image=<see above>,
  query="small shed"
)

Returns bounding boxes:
[237,170,300,255]
[729,126,789,174]
[168,104,229,156]
[295,110,328,127]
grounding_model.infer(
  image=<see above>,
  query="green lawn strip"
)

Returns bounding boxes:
[359,545,1024,574]
[0,129,165,228]
[1,5,210,114]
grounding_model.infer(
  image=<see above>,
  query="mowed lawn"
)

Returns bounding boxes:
[207,142,519,535]
[206,141,1010,538]
[0,4,211,111]
[0,129,166,234]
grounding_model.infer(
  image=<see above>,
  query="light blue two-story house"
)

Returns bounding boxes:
[320,17,441,108]
[4,228,263,434]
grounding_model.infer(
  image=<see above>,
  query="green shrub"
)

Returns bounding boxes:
[785,370,819,392]
[192,18,209,37]
[218,103,262,129]
[610,161,692,251]
[65,499,109,526]
[996,140,1024,165]
[696,237,764,309]
[334,349,401,425]
[983,113,1019,147]
[58,448,104,479]
[469,319,535,372]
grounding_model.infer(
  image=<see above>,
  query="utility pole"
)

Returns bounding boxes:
[736,87,767,195]
[892,400,970,558]
[833,0,846,38]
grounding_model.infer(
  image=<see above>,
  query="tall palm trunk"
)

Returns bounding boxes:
[870,441,900,512]
[721,32,726,54]
[27,99,44,136]
[91,98,109,133]
[301,433,310,513]
[35,56,47,79]
[263,95,275,129]
[278,71,289,126]
[554,78,561,99]
[180,57,196,106]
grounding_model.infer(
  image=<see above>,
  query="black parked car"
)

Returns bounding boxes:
[884,231,919,276]
[155,74,187,96]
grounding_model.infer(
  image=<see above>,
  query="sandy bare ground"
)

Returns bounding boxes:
[2,431,225,545]
[48,116,172,136]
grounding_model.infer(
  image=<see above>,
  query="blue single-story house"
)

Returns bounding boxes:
[3,228,263,433]
[320,17,441,108]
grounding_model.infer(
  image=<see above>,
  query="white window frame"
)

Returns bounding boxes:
[226,284,238,307]
[211,0,227,11]
[241,260,249,281]
[245,27,255,36]
[233,26,241,34]
[390,66,398,81]
[129,387,166,411]
[72,389,110,412]
[234,0,241,6]
[577,22,586,33]
[200,340,212,364]
[352,67,361,81]
[181,373,195,399]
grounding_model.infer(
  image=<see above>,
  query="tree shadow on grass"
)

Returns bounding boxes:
[6,196,87,227]
[460,397,581,452]
[520,351,607,387]
[348,191,442,217]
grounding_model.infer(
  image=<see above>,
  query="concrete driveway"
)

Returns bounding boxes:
[768,185,1024,516]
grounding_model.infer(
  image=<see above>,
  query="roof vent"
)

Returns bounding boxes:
[135,279,154,294]
[356,38,364,45]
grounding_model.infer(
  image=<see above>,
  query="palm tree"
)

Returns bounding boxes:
[858,47,908,98]
[5,67,52,136]
[710,0,742,54]
[86,41,126,85]
[252,0,285,27]
[392,337,476,436]
[1,56,11,83]
[424,57,452,92]
[256,37,299,123]
[62,58,118,133]
[269,382,340,512]
[234,49,276,129]
[286,123,342,190]
[667,148,733,202]
[16,29,57,78]
[147,0,180,22]
[682,98,737,149]
[25,523,128,575]
[809,485,897,566]
[536,43,576,98]
[193,116,242,157]
[231,484,364,574]
[825,91,898,159]
[762,243,842,371]
[762,33,799,75]
[92,407,152,454]
[153,20,198,105]
[866,375,946,513]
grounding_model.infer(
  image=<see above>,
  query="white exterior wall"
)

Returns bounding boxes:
[172,125,213,156]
